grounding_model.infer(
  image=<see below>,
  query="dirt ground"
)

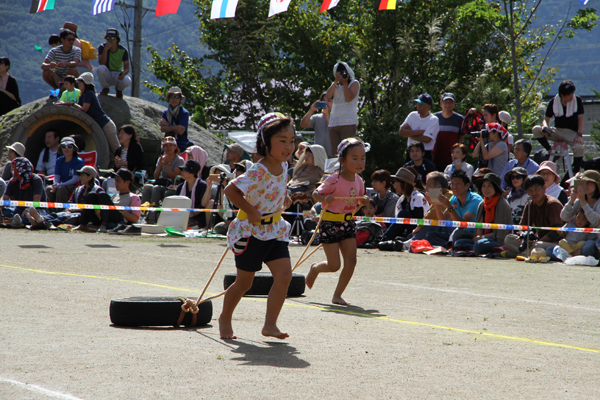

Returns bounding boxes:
[1,230,599,399]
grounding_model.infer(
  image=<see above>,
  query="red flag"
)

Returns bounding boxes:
[155,0,181,17]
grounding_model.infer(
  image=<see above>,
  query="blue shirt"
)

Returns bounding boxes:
[54,156,85,187]
[162,107,193,152]
[450,190,483,231]
[500,158,539,189]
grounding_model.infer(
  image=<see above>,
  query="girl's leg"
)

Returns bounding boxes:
[218,268,255,339]
[305,243,341,289]
[333,238,357,305]
[263,257,293,339]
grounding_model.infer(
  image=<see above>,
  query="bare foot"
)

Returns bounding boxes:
[305,263,318,289]
[218,316,237,340]
[262,325,289,340]
[332,296,350,306]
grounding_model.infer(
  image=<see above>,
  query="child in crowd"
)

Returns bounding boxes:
[56,76,80,105]
[307,138,370,305]
[558,209,597,256]
[356,199,383,247]
[220,112,293,340]
[48,34,61,48]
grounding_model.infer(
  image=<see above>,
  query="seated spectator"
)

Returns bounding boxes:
[61,22,94,75]
[114,125,144,173]
[504,167,529,225]
[472,168,492,194]
[557,209,597,257]
[431,170,483,246]
[175,160,210,229]
[224,143,244,172]
[403,142,437,183]
[2,142,26,182]
[499,139,539,190]
[233,160,253,177]
[300,92,334,157]
[443,143,474,181]
[76,168,140,233]
[207,164,235,233]
[473,123,510,176]
[2,158,45,227]
[356,199,384,247]
[55,75,80,105]
[160,87,193,153]
[560,170,600,257]
[454,173,512,254]
[370,169,399,218]
[381,168,429,241]
[288,144,326,196]
[504,175,563,257]
[97,29,131,98]
[46,137,84,204]
[142,136,184,223]
[0,57,21,116]
[41,29,81,89]
[537,161,567,205]
[35,131,61,176]
[184,145,209,180]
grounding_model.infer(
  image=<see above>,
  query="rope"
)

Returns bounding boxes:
[292,204,327,273]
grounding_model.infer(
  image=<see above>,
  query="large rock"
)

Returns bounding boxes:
[0,95,224,171]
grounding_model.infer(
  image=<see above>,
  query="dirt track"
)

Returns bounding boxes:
[1,230,599,399]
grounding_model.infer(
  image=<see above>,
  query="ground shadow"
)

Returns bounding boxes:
[308,302,387,318]
[226,340,310,368]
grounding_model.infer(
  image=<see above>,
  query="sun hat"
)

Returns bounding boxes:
[414,94,433,107]
[60,137,79,151]
[6,142,25,157]
[536,161,560,184]
[234,160,253,172]
[209,164,231,175]
[503,166,528,188]
[76,165,98,179]
[61,22,78,36]
[391,167,416,186]
[166,87,184,100]
[77,72,94,85]
[475,173,503,196]
[579,170,600,193]
[225,143,244,157]
[499,111,512,125]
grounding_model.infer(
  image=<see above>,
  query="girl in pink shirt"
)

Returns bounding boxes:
[307,138,370,305]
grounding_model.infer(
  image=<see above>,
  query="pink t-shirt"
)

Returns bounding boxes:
[317,173,365,214]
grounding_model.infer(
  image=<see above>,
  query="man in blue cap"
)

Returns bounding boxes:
[399,93,439,162]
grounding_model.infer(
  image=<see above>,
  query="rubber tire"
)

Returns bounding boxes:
[223,272,305,297]
[109,296,212,327]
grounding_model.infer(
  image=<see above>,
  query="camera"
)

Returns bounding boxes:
[542,127,553,137]
[220,172,235,180]
[341,71,348,79]
[316,101,327,109]
[470,129,489,139]
[518,229,537,252]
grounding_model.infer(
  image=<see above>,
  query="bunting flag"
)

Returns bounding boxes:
[30,0,55,13]
[156,0,182,17]
[578,0,588,4]
[210,0,239,19]
[378,0,396,10]
[92,0,115,15]
[269,0,292,17]
[320,0,340,13]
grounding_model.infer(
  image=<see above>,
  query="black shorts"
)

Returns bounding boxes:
[232,236,290,272]
[319,220,357,244]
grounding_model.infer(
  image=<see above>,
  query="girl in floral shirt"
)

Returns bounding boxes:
[220,112,293,340]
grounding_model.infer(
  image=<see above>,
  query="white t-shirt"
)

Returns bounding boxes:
[35,148,58,175]
[329,80,360,127]
[403,112,439,151]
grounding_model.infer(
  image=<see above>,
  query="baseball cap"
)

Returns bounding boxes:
[499,111,512,125]
[441,93,455,102]
[182,160,201,176]
[111,168,133,182]
[104,28,120,38]
[226,143,244,157]
[414,94,433,107]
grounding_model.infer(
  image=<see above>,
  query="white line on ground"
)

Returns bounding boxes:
[0,377,85,400]
[371,280,600,312]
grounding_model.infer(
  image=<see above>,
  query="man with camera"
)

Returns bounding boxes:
[503,175,563,257]
[300,92,333,157]
[532,80,585,174]
[398,94,439,162]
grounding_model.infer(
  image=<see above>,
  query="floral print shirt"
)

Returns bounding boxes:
[226,162,291,247]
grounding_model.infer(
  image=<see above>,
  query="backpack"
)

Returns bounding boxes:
[79,39,97,60]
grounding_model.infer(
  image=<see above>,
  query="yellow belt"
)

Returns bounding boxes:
[237,210,282,225]
[322,211,354,222]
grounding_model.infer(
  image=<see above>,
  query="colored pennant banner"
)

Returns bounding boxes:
[320,0,340,13]
[156,0,182,17]
[211,0,239,19]
[30,0,55,14]
[378,0,397,10]
[92,0,115,15]
[269,0,293,17]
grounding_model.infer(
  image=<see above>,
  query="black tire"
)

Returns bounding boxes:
[223,272,305,297]
[109,296,212,327]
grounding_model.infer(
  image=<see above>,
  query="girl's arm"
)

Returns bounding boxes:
[480,142,505,160]
[224,182,261,223]
[472,141,481,157]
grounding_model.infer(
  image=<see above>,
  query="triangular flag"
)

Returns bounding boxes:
[156,0,182,17]
[578,0,588,4]
[210,0,239,19]
[92,0,115,15]
[378,0,396,10]
[269,0,292,17]
[35,45,46,53]
[30,0,55,14]
[320,0,340,13]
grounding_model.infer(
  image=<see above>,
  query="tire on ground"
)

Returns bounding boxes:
[223,272,305,297]
[110,296,212,327]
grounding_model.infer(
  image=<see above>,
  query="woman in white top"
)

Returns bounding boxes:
[444,143,474,182]
[325,61,360,155]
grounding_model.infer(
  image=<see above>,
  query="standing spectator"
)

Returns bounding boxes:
[499,139,539,190]
[114,125,144,173]
[398,94,439,161]
[41,29,81,89]
[536,161,568,205]
[433,93,464,171]
[35,130,61,176]
[176,160,210,229]
[47,137,84,203]
[300,92,333,157]
[326,62,360,155]
[160,87,193,153]
[97,29,131,98]
[498,111,514,152]
[2,142,26,182]
[532,80,584,174]
[224,143,244,171]
[0,57,21,116]
[473,123,509,176]
[504,167,529,225]
[403,142,437,184]
[60,22,95,76]
[370,169,399,218]
[443,143,474,181]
